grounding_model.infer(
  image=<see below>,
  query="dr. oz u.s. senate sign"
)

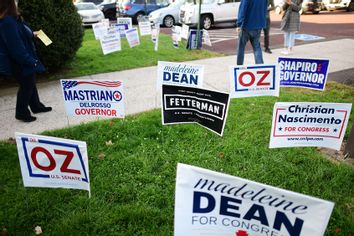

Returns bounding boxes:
[230,64,280,98]
[15,133,90,194]
[60,80,124,118]
[269,102,352,150]
[174,163,334,236]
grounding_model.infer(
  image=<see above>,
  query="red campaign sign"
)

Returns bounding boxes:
[230,65,280,98]
[16,133,90,193]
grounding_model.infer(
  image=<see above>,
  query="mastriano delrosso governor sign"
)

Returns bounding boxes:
[269,102,352,150]
[60,80,124,118]
[174,163,334,236]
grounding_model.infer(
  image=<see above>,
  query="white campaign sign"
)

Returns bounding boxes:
[269,102,352,150]
[117,17,132,29]
[157,61,204,89]
[181,24,189,40]
[16,133,90,194]
[125,28,140,48]
[202,29,212,46]
[100,29,121,55]
[92,22,108,40]
[175,163,334,236]
[230,64,280,98]
[138,21,152,36]
[60,80,125,118]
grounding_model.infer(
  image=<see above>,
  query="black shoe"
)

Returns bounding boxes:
[16,115,37,122]
[264,48,272,54]
[31,106,52,114]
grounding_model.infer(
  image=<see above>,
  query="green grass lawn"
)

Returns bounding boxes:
[47,29,221,80]
[0,82,353,235]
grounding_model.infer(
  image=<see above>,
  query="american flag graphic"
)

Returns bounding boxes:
[62,80,122,90]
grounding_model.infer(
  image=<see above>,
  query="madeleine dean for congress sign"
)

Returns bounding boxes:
[229,64,280,98]
[174,163,334,236]
[60,80,124,118]
[157,61,204,89]
[15,133,90,194]
[278,57,329,90]
[269,102,352,150]
[162,85,230,136]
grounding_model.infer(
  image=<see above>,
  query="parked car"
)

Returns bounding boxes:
[117,0,169,23]
[322,0,354,11]
[76,0,104,5]
[274,0,324,14]
[179,0,240,30]
[98,1,117,20]
[75,2,105,26]
[149,0,186,27]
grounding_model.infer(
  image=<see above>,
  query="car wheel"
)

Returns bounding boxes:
[163,15,175,28]
[106,10,116,21]
[201,15,212,30]
[275,6,282,14]
[135,12,144,23]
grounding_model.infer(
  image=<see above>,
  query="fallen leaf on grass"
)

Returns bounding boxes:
[34,226,42,235]
[6,138,16,145]
[218,152,225,159]
[105,140,113,146]
[98,153,106,160]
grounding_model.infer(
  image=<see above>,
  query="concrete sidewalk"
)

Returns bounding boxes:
[1,38,354,140]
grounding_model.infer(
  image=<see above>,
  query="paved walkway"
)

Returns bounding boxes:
[1,38,354,140]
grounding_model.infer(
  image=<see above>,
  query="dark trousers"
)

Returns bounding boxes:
[15,73,44,118]
[263,17,271,49]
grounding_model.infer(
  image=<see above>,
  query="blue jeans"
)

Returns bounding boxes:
[284,32,296,48]
[237,29,264,65]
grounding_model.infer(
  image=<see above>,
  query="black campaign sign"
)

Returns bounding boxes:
[162,85,230,136]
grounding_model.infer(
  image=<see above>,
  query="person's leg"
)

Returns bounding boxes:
[15,74,36,121]
[288,32,296,52]
[237,29,249,65]
[264,17,270,51]
[249,29,264,64]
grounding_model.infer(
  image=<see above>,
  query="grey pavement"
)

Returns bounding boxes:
[1,38,354,140]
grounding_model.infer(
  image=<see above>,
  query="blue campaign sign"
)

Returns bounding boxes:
[278,57,330,91]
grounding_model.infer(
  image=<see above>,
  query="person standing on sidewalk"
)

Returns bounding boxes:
[280,0,302,54]
[236,0,267,65]
[0,0,52,122]
[263,0,275,54]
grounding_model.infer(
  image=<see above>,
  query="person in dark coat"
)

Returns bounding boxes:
[280,0,302,54]
[0,0,51,122]
[263,0,275,54]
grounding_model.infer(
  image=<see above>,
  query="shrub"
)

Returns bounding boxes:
[18,0,84,72]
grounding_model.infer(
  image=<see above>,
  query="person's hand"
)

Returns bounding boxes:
[33,31,39,38]
[236,27,241,33]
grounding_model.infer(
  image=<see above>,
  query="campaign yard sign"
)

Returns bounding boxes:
[269,102,352,150]
[174,163,334,236]
[117,17,132,29]
[125,28,140,48]
[60,80,125,118]
[230,64,280,98]
[100,29,121,55]
[138,20,152,36]
[278,57,330,90]
[92,22,108,40]
[15,133,90,194]
[162,85,230,136]
[113,23,129,38]
[157,61,204,89]
[181,24,189,40]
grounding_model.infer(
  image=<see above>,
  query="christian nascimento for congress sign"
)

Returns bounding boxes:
[174,163,334,236]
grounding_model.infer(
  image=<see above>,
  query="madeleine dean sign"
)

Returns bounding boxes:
[269,102,352,150]
[174,163,334,236]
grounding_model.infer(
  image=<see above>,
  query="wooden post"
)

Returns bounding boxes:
[344,121,354,158]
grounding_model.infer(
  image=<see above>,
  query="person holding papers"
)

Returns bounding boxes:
[0,0,52,122]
